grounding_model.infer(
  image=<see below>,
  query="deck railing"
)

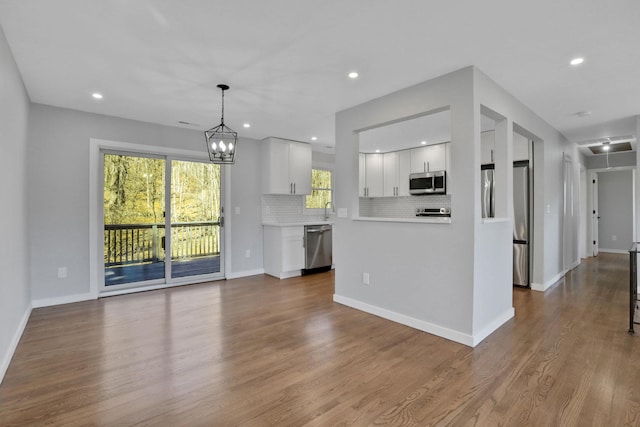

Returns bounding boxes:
[104,221,220,266]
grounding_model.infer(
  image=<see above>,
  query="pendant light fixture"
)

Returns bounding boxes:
[204,84,237,164]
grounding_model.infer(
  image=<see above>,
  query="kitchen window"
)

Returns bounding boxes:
[305,168,332,209]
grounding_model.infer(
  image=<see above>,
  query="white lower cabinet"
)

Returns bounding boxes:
[263,225,304,279]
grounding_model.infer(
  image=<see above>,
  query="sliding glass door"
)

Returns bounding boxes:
[170,160,222,278]
[102,152,223,290]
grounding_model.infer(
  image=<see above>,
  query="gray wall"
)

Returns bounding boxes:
[598,170,634,252]
[28,104,264,301]
[0,25,31,382]
[334,66,580,346]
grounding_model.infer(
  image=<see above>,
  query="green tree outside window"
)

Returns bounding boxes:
[306,169,332,208]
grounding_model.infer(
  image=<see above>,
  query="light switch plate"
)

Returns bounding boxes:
[337,208,347,218]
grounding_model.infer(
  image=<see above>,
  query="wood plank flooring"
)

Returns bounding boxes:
[1,253,639,426]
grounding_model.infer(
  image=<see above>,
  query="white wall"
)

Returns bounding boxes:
[0,25,31,383]
[598,170,634,252]
[334,66,581,347]
[474,69,580,289]
[28,104,264,301]
[334,68,493,346]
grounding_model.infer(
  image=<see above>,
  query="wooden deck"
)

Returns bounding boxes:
[104,255,221,285]
[1,253,639,425]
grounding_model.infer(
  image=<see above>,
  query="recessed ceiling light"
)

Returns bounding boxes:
[348,72,359,79]
[576,110,592,117]
[243,123,250,128]
[375,149,380,153]
[570,57,584,66]
[602,142,610,151]
[92,93,103,99]
[421,141,427,145]
[311,136,318,141]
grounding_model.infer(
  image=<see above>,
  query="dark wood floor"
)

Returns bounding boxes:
[1,253,639,426]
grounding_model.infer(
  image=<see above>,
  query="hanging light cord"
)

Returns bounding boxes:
[220,88,225,125]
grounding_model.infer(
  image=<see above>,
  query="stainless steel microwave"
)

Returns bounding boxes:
[409,170,446,195]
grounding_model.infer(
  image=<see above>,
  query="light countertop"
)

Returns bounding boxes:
[262,221,334,227]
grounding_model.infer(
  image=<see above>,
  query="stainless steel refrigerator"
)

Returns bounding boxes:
[513,161,530,287]
[481,164,495,219]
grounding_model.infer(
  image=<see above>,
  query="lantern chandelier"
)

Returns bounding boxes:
[204,84,237,164]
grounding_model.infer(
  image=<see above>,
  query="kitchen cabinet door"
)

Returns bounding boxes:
[262,138,312,195]
[481,130,495,165]
[383,152,399,197]
[289,141,312,195]
[263,226,304,279]
[410,146,428,173]
[281,227,305,272]
[359,153,366,197]
[364,153,383,197]
[397,150,411,196]
[262,138,291,194]
[513,132,529,161]
[425,143,446,171]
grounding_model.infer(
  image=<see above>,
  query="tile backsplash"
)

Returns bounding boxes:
[262,195,326,223]
[359,195,451,218]
[263,194,451,222]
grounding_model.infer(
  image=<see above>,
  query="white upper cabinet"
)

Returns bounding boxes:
[513,132,529,161]
[383,152,398,197]
[359,153,366,197]
[383,150,411,197]
[481,130,495,165]
[410,143,448,173]
[262,137,312,195]
[363,153,383,197]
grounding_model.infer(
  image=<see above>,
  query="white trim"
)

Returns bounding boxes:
[99,279,219,298]
[333,294,474,347]
[226,268,265,280]
[0,304,32,385]
[32,292,95,308]
[472,308,515,346]
[598,248,630,254]
[531,270,565,292]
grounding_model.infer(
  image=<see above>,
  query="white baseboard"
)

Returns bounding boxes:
[531,270,565,292]
[333,294,475,347]
[571,259,581,269]
[598,248,629,254]
[1,303,32,385]
[472,308,515,346]
[226,268,265,280]
[32,292,95,308]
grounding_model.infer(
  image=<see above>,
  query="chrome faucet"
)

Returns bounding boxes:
[324,201,333,221]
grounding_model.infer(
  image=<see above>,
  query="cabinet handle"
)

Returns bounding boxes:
[424,161,426,172]
[427,161,430,172]
[491,149,494,164]
[294,182,296,194]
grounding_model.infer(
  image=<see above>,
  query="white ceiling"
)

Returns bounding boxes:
[1,0,638,155]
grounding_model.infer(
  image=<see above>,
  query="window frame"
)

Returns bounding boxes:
[303,166,334,215]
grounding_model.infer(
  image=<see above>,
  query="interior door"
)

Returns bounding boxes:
[591,172,599,256]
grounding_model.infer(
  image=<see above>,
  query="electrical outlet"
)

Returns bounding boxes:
[546,204,551,214]
[612,235,617,241]
[235,206,240,215]
[57,267,67,279]
[245,249,251,258]
[362,272,370,285]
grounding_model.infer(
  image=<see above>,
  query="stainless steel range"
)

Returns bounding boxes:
[415,207,451,217]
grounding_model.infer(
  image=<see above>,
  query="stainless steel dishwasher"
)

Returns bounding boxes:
[303,225,332,273]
